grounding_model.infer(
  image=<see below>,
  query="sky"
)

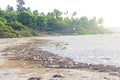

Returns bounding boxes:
[0,0,120,28]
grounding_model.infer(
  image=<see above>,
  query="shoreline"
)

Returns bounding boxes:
[2,39,120,72]
[0,37,120,80]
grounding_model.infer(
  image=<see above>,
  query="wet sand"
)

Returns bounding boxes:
[0,37,120,80]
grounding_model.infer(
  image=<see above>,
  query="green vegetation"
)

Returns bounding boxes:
[0,0,110,38]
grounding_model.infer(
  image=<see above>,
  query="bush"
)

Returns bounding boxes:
[8,21,27,30]
[0,18,7,24]
[8,21,32,37]
[0,21,18,38]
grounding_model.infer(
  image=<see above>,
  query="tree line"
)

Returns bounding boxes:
[0,0,110,38]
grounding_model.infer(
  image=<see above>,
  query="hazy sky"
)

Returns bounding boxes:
[0,0,120,27]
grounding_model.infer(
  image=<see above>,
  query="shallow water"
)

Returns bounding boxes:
[41,34,120,66]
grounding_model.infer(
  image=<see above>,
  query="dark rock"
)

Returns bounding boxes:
[28,77,42,80]
[52,74,64,78]
[59,64,67,68]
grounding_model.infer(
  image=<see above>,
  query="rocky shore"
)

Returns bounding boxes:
[2,39,120,76]
[0,37,120,80]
